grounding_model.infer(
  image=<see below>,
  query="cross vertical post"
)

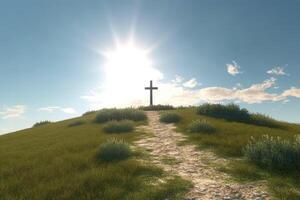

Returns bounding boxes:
[145,80,158,106]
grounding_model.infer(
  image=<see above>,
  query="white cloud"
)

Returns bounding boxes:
[38,106,77,114]
[282,87,300,98]
[227,61,241,76]
[0,105,26,119]
[183,78,198,88]
[267,67,287,76]
[172,75,184,84]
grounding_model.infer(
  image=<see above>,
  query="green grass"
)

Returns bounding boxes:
[32,120,52,127]
[103,120,134,133]
[172,107,300,199]
[68,120,85,127]
[187,119,216,134]
[96,138,132,161]
[139,104,174,111]
[0,110,190,200]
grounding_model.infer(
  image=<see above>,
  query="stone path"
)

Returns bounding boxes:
[135,111,270,200]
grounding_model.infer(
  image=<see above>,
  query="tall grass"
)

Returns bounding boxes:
[96,138,131,162]
[103,120,134,133]
[197,103,282,128]
[159,112,181,123]
[187,120,216,134]
[33,120,51,127]
[95,108,147,123]
[244,135,300,171]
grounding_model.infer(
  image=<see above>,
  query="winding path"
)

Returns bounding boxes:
[135,111,270,200]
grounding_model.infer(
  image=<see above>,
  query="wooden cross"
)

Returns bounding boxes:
[145,80,158,106]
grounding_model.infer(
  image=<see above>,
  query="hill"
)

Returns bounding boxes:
[1,106,300,199]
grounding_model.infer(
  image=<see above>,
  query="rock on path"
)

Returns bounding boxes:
[134,111,270,200]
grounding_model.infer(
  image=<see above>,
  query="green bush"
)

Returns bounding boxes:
[97,138,131,162]
[103,120,134,133]
[197,103,251,123]
[197,103,282,128]
[33,121,51,127]
[187,120,216,134]
[244,135,300,171]
[95,108,146,123]
[250,113,282,128]
[159,112,181,123]
[68,120,85,127]
[139,104,174,111]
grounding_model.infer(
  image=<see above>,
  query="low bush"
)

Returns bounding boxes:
[95,108,146,123]
[244,135,300,171]
[103,120,134,133]
[139,104,174,111]
[68,120,85,127]
[97,138,131,162]
[187,120,216,134]
[33,121,51,127]
[159,112,181,123]
[197,103,251,123]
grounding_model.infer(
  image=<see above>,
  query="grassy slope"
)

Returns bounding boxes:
[0,113,190,200]
[172,108,300,200]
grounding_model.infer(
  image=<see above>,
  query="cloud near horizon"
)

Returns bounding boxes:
[81,75,300,108]
[0,105,26,119]
[267,66,287,76]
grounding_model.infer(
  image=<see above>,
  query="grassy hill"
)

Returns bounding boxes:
[0,110,189,200]
[1,106,300,199]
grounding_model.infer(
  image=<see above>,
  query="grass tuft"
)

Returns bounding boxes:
[244,135,300,171]
[159,112,181,123]
[103,120,134,133]
[82,110,98,116]
[33,120,51,127]
[97,138,132,162]
[187,120,216,134]
[95,108,146,123]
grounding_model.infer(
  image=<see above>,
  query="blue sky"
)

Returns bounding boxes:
[1,0,300,134]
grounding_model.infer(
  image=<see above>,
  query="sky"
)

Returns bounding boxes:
[1,0,300,134]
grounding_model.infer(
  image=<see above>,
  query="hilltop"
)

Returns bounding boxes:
[1,105,300,199]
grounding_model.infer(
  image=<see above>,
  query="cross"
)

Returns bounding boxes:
[145,80,158,106]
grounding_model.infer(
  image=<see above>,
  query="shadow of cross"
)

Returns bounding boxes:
[145,80,158,106]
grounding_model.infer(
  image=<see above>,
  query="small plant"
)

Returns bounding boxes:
[159,112,181,123]
[244,135,300,171]
[68,120,85,127]
[139,104,174,111]
[103,120,134,133]
[33,121,51,127]
[97,138,131,162]
[187,120,216,134]
[95,108,146,123]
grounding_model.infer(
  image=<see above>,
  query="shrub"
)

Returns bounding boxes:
[95,108,146,123]
[97,138,131,162]
[250,113,282,128]
[187,120,216,134]
[33,121,51,127]
[68,120,85,127]
[244,135,300,171]
[159,112,181,123]
[103,120,134,133]
[197,103,251,123]
[82,110,98,116]
[139,104,174,111]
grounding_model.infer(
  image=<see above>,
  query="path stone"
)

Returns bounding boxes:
[134,111,270,200]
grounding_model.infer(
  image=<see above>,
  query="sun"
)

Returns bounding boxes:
[99,40,163,107]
